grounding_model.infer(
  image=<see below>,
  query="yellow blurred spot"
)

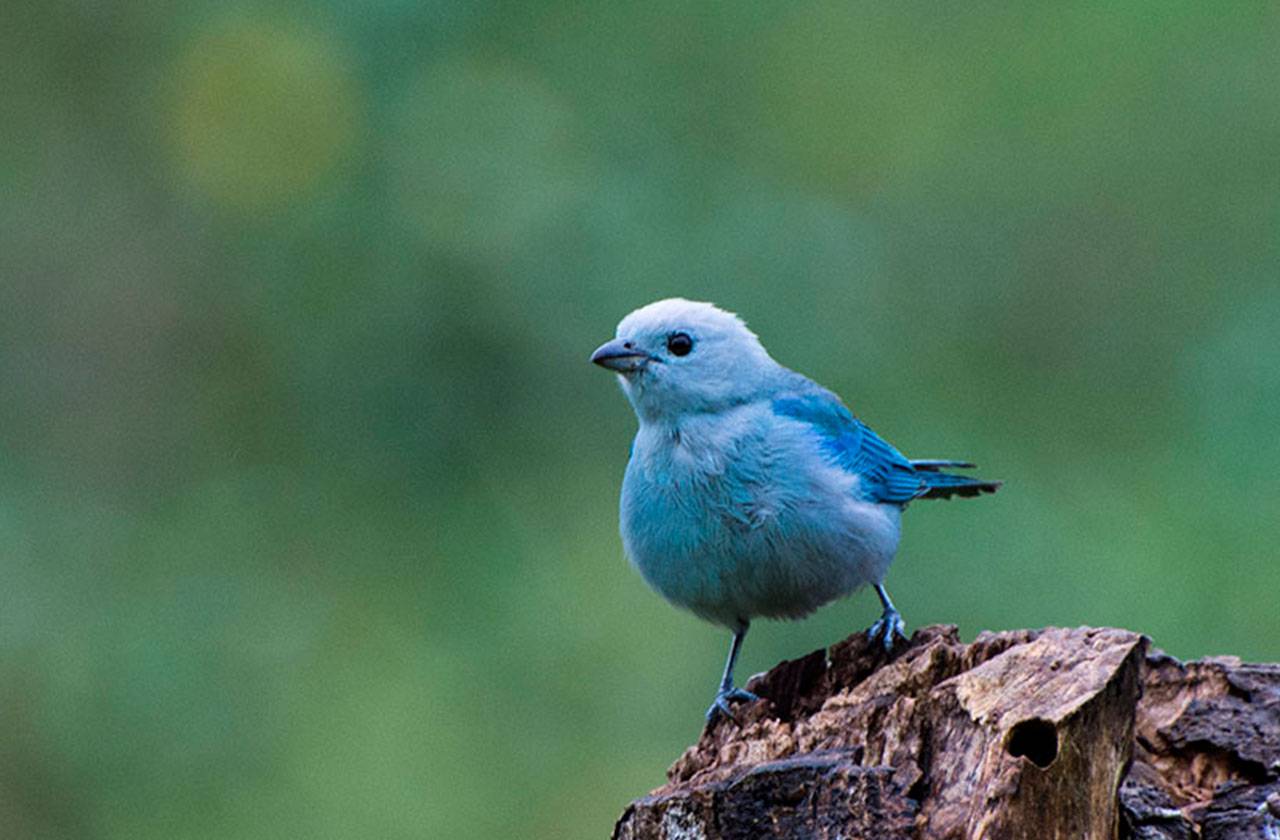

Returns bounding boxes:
[168,20,358,211]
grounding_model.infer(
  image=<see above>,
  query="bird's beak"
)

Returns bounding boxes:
[591,338,650,373]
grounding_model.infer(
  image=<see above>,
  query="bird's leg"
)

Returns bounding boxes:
[705,621,759,723]
[867,583,908,651]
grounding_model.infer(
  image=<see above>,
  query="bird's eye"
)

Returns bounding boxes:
[666,332,693,356]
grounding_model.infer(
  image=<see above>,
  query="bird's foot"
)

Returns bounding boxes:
[867,607,908,652]
[704,687,759,724]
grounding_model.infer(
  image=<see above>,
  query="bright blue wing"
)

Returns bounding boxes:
[772,385,925,505]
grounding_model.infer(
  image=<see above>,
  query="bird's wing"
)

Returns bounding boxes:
[771,385,924,505]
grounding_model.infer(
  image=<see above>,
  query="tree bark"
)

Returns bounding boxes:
[613,626,1280,840]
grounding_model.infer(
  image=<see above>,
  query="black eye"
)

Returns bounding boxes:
[666,332,693,356]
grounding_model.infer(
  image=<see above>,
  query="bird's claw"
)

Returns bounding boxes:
[868,608,908,652]
[705,687,759,724]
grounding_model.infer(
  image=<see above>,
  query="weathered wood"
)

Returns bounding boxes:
[613,625,1280,840]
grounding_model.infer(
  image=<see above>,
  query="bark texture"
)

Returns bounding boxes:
[613,625,1280,840]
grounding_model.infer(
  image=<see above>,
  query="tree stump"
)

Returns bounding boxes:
[613,626,1280,840]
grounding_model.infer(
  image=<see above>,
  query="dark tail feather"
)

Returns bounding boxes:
[913,461,1002,500]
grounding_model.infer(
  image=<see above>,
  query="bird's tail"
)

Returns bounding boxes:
[911,459,1002,500]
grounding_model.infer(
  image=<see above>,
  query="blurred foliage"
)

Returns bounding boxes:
[2,1,1278,837]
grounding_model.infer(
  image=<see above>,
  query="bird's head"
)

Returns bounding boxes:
[591,298,776,423]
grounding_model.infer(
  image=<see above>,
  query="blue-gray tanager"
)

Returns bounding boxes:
[591,299,1000,721]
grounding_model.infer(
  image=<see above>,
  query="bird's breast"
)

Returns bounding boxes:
[617,408,901,626]
[621,411,767,562]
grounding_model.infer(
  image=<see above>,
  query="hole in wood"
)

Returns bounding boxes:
[1006,718,1058,768]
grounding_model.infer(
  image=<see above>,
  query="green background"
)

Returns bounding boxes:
[3,2,1278,837]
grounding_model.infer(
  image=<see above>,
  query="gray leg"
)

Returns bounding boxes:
[705,621,759,723]
[867,583,908,651]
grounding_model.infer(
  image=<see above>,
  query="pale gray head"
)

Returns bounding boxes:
[590,298,778,423]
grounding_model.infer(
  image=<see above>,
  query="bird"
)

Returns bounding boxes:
[590,298,1000,723]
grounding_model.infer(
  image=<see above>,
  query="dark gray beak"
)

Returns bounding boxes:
[591,338,650,373]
